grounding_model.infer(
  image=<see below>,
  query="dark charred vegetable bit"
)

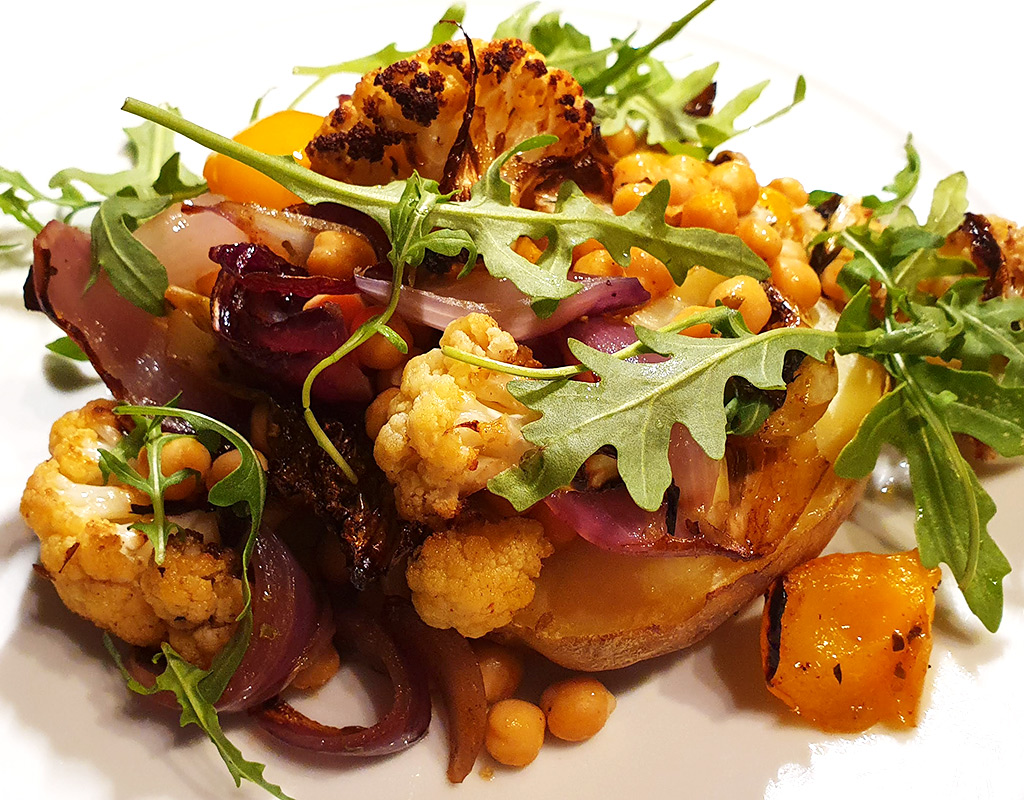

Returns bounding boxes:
[439,26,478,197]
[683,82,716,117]
[762,281,802,329]
[808,240,841,275]
[209,242,372,404]
[832,663,843,684]
[892,632,906,652]
[264,403,426,589]
[663,483,681,537]
[763,581,786,683]
[812,191,842,221]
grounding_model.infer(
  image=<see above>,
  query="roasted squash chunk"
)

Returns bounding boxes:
[760,550,941,732]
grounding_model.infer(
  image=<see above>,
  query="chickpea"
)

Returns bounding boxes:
[137,437,212,501]
[708,275,772,333]
[574,248,624,278]
[772,257,822,310]
[365,387,400,440]
[625,248,674,296]
[472,641,524,703]
[769,176,810,207]
[611,181,651,215]
[351,307,414,371]
[540,676,617,742]
[613,151,662,189]
[673,304,715,338]
[758,186,794,226]
[710,160,759,215]
[736,216,783,263]
[485,700,546,767]
[675,189,739,234]
[821,252,851,304]
[205,448,268,492]
[603,126,638,160]
[571,238,605,263]
[513,236,544,264]
[305,229,377,280]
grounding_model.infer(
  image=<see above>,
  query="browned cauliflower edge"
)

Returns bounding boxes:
[405,516,553,638]
[306,37,594,194]
[372,313,540,523]
[20,399,243,668]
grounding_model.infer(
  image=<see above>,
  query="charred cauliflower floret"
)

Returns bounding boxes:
[373,313,540,523]
[306,38,595,196]
[406,517,553,638]
[21,399,243,668]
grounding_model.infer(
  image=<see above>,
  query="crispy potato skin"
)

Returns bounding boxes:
[760,550,940,732]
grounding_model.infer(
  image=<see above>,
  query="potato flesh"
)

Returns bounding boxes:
[760,550,941,732]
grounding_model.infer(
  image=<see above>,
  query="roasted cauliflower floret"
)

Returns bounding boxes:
[21,399,243,668]
[373,313,539,522]
[406,517,553,638]
[306,37,594,196]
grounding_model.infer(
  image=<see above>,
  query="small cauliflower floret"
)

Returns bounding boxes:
[306,38,594,197]
[406,517,553,638]
[21,400,243,667]
[373,313,539,522]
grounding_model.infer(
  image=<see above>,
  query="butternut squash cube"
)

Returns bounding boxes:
[760,550,941,732]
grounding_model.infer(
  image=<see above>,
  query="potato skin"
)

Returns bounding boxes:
[495,467,864,671]
[760,550,940,732]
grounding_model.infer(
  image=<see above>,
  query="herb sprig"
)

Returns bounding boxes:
[121,99,768,310]
[100,404,289,798]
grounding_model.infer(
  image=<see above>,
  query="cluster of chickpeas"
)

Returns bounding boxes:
[304,229,415,375]
[135,437,267,502]
[472,640,616,769]
[568,128,831,333]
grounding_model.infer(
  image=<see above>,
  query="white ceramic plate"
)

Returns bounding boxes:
[2,2,1022,798]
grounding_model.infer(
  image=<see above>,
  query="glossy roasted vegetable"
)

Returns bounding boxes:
[760,549,941,732]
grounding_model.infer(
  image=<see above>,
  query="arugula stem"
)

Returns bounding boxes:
[299,186,428,483]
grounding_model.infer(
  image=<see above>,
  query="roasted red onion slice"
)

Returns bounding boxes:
[217,528,326,712]
[382,600,486,783]
[355,267,649,340]
[255,603,432,755]
[133,194,244,292]
[122,528,326,713]
[209,242,372,403]
[542,427,724,557]
[26,221,243,424]
[560,316,667,364]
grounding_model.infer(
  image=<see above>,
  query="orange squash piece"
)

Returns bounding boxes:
[760,550,941,732]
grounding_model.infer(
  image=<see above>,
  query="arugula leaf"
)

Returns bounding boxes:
[105,639,292,800]
[834,362,1016,631]
[501,1,804,154]
[862,135,921,217]
[45,336,90,361]
[104,404,277,795]
[939,278,1024,383]
[50,117,203,201]
[90,196,172,315]
[123,100,768,310]
[490,323,845,512]
[287,6,464,109]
